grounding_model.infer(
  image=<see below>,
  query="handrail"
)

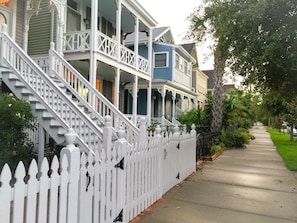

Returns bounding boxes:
[49,43,140,143]
[0,25,102,154]
[64,30,149,75]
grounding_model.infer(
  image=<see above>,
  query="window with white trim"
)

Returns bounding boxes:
[184,61,188,74]
[175,54,180,69]
[154,52,168,68]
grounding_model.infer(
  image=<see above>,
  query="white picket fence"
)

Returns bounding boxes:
[0,117,196,223]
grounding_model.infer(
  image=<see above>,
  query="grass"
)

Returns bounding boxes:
[266,128,297,171]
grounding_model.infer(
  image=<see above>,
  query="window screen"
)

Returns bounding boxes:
[155,53,167,67]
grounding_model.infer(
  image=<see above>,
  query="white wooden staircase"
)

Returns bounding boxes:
[0,25,139,154]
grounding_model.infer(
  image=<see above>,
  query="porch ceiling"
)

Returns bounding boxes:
[69,60,138,84]
[97,0,149,34]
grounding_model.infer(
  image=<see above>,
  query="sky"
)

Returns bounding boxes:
[137,0,214,70]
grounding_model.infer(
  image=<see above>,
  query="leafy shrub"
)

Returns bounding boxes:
[0,94,36,171]
[222,128,250,148]
[210,145,222,155]
[177,106,206,132]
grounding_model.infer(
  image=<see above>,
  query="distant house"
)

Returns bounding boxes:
[182,43,208,108]
[125,27,198,125]
[203,69,216,94]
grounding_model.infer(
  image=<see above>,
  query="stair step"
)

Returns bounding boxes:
[41,111,54,120]
[27,95,39,103]
[21,88,32,96]
[34,103,46,111]
[57,128,67,136]
[6,72,18,80]
[15,80,26,88]
[50,119,62,127]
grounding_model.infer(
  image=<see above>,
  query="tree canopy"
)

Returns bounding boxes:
[188,0,297,99]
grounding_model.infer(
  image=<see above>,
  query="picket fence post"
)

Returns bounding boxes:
[154,125,162,197]
[113,127,128,223]
[60,128,80,223]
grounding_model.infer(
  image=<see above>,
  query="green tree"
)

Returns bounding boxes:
[283,97,297,141]
[259,91,287,127]
[187,0,297,99]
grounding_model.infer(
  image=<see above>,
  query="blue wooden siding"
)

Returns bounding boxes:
[138,45,148,58]
[153,44,173,81]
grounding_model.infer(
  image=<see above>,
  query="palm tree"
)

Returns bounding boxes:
[211,51,223,132]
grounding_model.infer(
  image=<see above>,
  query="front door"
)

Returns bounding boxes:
[0,3,12,35]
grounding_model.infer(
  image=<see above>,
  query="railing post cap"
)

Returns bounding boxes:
[65,128,77,145]
[155,124,161,135]
[117,126,125,139]
[105,115,112,127]
[50,42,55,49]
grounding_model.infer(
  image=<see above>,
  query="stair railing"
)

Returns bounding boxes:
[0,24,103,154]
[49,43,140,143]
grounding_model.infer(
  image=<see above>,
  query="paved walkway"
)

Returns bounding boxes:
[136,124,297,223]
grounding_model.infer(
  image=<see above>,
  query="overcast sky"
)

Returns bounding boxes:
[137,0,214,70]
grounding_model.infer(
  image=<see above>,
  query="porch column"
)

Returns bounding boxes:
[188,97,191,111]
[132,76,138,125]
[194,97,198,109]
[23,20,29,52]
[114,68,121,127]
[147,80,152,126]
[148,28,153,77]
[147,28,153,126]
[158,88,166,125]
[56,1,66,54]
[89,0,98,107]
[116,0,122,62]
[172,92,176,122]
[180,94,184,112]
[134,18,139,70]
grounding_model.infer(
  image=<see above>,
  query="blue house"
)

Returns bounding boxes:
[125,27,198,125]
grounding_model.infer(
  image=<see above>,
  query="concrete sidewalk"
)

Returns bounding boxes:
[135,124,297,223]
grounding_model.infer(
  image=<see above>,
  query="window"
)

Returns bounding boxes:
[175,54,180,69]
[154,52,168,68]
[184,61,188,75]
[187,64,192,76]
[179,58,183,71]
